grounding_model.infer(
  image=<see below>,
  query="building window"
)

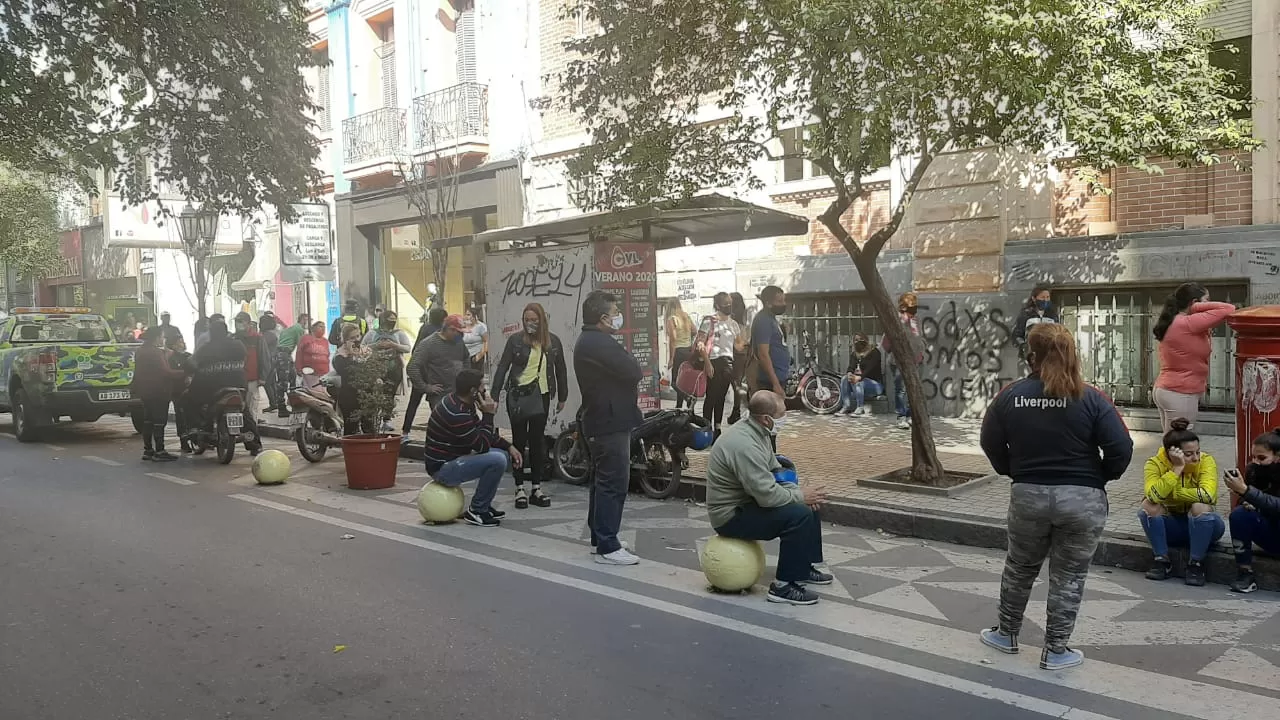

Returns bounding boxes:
[779,127,827,183]
[376,23,397,109]
[1057,284,1248,410]
[1209,36,1251,120]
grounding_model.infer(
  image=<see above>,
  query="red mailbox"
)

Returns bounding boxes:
[1226,306,1280,507]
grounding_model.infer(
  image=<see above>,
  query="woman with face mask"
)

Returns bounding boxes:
[1138,418,1225,586]
[1223,429,1280,593]
[1012,285,1059,358]
[296,321,331,388]
[694,292,746,435]
[491,302,569,509]
[838,334,884,416]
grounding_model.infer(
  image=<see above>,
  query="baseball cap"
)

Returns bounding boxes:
[234,311,252,322]
[443,314,465,331]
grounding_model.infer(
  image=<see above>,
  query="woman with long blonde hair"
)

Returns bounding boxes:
[665,298,696,410]
[977,323,1134,671]
[492,302,569,509]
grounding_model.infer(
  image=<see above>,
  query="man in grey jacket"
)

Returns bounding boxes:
[407,314,468,414]
[705,391,829,606]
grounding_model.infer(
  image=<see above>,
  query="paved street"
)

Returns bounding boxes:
[2,415,1278,720]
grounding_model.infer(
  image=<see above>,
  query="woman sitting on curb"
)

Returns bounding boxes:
[1139,418,1225,586]
[1223,428,1280,594]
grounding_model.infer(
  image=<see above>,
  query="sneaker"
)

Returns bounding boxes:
[400,435,411,445]
[462,509,501,527]
[1184,560,1207,587]
[594,548,640,565]
[153,450,178,462]
[1040,647,1084,671]
[896,417,911,430]
[590,541,631,555]
[1230,569,1258,594]
[180,441,194,454]
[1145,557,1172,581]
[767,581,819,606]
[487,507,507,520]
[530,488,552,508]
[514,487,529,510]
[141,451,154,461]
[804,567,834,585]
[979,627,1019,654]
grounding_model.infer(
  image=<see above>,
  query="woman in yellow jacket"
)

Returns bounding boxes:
[1139,418,1226,586]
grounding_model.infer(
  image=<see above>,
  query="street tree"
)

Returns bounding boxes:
[0,164,63,280]
[0,0,322,216]
[559,0,1256,483]
[396,112,467,310]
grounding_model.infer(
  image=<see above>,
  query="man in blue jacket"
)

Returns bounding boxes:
[575,290,643,566]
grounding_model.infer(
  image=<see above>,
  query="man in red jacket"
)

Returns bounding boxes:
[234,312,272,419]
[131,327,186,461]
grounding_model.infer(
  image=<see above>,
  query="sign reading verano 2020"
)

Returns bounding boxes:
[280,203,332,266]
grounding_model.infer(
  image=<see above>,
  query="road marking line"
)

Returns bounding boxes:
[0,432,15,439]
[146,472,197,486]
[82,455,123,467]
[230,493,1117,720]
[253,482,1280,719]
[44,443,66,451]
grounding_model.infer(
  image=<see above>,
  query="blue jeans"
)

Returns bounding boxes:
[892,368,909,418]
[1230,506,1280,566]
[715,503,823,584]
[433,450,509,514]
[587,431,631,555]
[1138,509,1226,562]
[840,377,883,411]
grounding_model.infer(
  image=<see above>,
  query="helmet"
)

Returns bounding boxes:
[773,468,798,486]
[689,427,715,451]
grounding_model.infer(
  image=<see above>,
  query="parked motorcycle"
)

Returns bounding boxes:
[287,367,344,463]
[551,407,711,499]
[784,331,843,415]
[184,387,260,465]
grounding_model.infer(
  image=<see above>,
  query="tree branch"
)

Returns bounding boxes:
[863,135,933,259]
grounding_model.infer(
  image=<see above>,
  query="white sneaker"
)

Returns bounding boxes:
[896,417,911,430]
[594,548,640,565]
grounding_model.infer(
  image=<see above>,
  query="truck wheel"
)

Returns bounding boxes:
[12,388,42,442]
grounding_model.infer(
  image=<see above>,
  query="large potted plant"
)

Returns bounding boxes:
[339,346,402,490]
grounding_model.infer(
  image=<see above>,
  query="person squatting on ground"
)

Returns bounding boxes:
[706,391,830,606]
[1224,428,1280,593]
[665,298,696,411]
[978,323,1134,671]
[423,369,524,527]
[1151,282,1234,433]
[838,333,884,416]
[405,314,468,435]
[491,302,568,510]
[131,326,187,461]
[695,292,745,436]
[1139,418,1225,586]
[575,290,643,566]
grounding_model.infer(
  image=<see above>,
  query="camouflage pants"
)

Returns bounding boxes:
[997,483,1109,651]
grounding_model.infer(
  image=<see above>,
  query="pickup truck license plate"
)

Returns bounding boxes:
[225,413,244,431]
[97,390,130,401]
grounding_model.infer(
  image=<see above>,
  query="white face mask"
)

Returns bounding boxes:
[769,416,785,436]
[610,314,625,331]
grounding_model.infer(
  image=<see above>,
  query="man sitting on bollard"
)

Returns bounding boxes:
[706,390,830,606]
[423,369,523,528]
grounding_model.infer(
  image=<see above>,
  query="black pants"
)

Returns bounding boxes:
[671,347,693,410]
[510,393,551,486]
[172,395,188,444]
[703,357,734,429]
[587,431,631,555]
[402,388,426,434]
[140,395,171,453]
[716,503,823,584]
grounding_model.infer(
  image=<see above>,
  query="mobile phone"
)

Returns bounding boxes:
[1226,468,1242,479]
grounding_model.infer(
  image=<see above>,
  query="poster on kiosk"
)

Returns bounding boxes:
[483,240,660,435]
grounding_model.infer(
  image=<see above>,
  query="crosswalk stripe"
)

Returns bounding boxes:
[146,472,197,486]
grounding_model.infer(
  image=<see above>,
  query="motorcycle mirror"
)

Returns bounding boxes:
[302,367,316,375]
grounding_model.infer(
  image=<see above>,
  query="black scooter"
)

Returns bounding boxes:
[551,407,710,499]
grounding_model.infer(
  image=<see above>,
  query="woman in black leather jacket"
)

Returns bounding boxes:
[492,302,569,509]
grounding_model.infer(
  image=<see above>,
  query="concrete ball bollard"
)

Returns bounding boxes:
[251,449,291,485]
[700,536,766,592]
[417,482,465,524]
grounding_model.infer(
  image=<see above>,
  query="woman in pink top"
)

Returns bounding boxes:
[1152,282,1235,432]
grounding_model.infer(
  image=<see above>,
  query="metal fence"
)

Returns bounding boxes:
[341,107,406,165]
[784,294,881,372]
[412,82,488,150]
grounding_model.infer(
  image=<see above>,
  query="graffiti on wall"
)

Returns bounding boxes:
[917,299,1018,414]
[498,252,590,309]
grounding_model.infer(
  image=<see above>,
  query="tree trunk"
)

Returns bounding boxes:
[851,251,947,485]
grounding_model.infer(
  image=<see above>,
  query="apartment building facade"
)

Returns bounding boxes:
[525,0,1277,423]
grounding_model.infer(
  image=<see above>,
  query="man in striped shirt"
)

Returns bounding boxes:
[424,369,523,527]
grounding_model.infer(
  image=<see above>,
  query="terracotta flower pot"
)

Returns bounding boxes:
[341,433,401,490]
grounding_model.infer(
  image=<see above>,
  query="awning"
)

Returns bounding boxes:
[231,228,281,292]
[433,193,810,250]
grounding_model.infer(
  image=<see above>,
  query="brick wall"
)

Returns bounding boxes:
[770,185,899,257]
[538,0,588,142]
[1054,153,1252,236]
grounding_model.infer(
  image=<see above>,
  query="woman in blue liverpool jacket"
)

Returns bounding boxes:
[977,323,1133,671]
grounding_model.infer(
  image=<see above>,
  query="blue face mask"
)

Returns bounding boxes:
[1035,300,1051,312]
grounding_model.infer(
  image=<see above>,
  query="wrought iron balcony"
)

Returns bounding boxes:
[412,82,489,151]
[341,107,406,166]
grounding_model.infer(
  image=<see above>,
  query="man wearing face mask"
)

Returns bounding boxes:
[574,290,643,566]
[706,391,830,605]
[749,286,790,400]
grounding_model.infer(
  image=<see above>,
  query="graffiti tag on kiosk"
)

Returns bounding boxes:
[499,253,589,303]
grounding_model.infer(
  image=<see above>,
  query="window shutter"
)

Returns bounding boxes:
[380,41,397,108]
[455,7,477,83]
[318,61,332,132]
[1204,0,1252,40]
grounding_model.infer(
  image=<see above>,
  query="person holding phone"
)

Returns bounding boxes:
[1139,418,1226,586]
[1223,428,1280,593]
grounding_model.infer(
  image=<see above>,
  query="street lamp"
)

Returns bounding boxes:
[176,202,220,321]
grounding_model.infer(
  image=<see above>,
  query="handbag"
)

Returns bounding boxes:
[507,346,546,422]
[675,320,716,398]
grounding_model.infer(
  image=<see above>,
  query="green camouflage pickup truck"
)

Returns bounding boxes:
[0,307,141,441]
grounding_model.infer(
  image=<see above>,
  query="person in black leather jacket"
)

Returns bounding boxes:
[491,302,569,509]
[188,319,259,449]
[1224,429,1280,594]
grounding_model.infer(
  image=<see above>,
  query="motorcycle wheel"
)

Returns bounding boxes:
[216,418,236,465]
[552,428,590,485]
[296,412,328,463]
[800,374,842,415]
[638,443,682,500]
